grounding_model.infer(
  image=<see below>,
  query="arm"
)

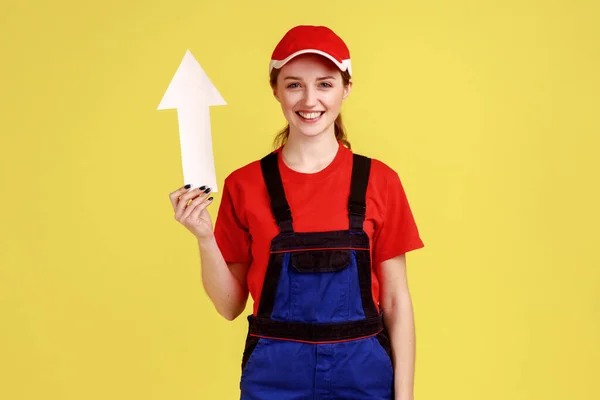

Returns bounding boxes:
[197,236,249,321]
[379,254,415,400]
[170,182,251,322]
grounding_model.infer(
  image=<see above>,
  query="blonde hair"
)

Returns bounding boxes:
[269,67,352,150]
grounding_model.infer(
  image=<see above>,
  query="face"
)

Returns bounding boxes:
[273,54,351,139]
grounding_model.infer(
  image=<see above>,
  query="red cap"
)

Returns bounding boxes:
[269,25,352,76]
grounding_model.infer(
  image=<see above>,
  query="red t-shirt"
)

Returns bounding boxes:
[213,141,424,315]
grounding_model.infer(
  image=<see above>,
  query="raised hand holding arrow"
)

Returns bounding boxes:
[158,50,226,192]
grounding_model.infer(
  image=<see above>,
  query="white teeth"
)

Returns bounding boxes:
[298,111,322,120]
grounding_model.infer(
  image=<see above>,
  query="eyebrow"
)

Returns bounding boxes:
[283,76,337,81]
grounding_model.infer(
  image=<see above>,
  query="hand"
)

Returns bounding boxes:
[169,184,215,241]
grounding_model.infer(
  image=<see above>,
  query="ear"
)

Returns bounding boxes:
[342,80,353,100]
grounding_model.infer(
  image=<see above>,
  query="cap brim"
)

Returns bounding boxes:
[269,49,352,76]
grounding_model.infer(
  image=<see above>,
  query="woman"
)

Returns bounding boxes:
[169,25,424,400]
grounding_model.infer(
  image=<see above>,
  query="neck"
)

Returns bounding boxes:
[281,128,340,174]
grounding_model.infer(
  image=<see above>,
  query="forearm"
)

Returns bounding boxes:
[385,292,416,400]
[197,236,248,320]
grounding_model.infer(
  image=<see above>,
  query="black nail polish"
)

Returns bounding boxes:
[204,188,211,193]
[208,197,213,201]
[199,186,206,190]
[184,184,191,189]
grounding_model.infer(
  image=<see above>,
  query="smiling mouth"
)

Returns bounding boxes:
[296,111,325,120]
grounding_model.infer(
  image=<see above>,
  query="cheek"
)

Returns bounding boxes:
[280,95,299,111]
[281,101,294,113]
[325,94,344,110]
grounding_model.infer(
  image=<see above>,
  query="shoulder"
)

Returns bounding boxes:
[352,151,401,188]
[222,153,271,192]
[369,157,399,180]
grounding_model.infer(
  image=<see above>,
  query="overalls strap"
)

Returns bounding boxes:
[348,154,371,231]
[260,152,294,233]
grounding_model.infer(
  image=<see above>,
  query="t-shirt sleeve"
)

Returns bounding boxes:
[373,171,424,265]
[213,177,252,265]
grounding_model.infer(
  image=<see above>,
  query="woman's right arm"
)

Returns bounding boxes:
[197,237,249,321]
[169,185,249,321]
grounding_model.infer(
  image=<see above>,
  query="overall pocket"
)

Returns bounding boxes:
[286,249,359,323]
[241,334,261,376]
[375,328,394,369]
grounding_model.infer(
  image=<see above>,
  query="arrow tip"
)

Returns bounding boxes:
[158,49,226,110]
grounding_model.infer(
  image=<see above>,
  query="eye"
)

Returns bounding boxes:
[287,82,300,88]
[319,82,333,88]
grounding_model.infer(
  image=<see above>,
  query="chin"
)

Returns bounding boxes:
[298,127,325,137]
[292,126,330,139]
[291,119,336,139]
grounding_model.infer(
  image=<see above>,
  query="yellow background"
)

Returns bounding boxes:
[1,0,599,399]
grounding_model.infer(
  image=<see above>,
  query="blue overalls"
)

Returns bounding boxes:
[240,152,394,399]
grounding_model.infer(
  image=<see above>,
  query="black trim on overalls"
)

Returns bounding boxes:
[252,150,380,342]
[260,153,294,234]
[349,152,371,231]
[248,314,384,342]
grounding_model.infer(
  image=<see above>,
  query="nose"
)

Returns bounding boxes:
[302,86,318,108]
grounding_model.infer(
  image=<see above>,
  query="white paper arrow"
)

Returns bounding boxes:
[158,49,226,192]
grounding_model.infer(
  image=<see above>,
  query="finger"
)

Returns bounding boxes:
[175,188,201,218]
[190,196,213,221]
[182,192,213,221]
[189,197,213,224]
[180,186,211,204]
[176,187,211,218]
[169,184,192,209]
